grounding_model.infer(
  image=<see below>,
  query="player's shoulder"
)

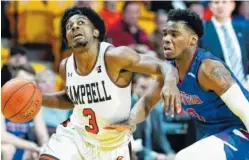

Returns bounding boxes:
[199,59,225,75]
[198,59,230,84]
[105,46,138,63]
[106,46,134,57]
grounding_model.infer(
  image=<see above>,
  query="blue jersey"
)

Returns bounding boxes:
[171,48,248,140]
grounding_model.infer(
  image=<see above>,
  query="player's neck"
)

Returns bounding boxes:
[175,47,196,78]
[73,42,100,74]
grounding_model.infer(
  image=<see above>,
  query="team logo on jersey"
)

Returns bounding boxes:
[68,72,73,77]
[180,91,203,105]
[96,65,101,73]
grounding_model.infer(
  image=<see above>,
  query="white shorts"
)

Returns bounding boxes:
[39,121,132,160]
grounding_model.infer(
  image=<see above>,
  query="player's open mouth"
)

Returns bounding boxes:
[164,46,172,51]
[73,33,84,39]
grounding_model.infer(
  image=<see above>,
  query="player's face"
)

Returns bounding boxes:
[162,21,197,60]
[65,14,98,49]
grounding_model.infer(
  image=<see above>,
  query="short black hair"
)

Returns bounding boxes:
[167,9,204,38]
[10,45,28,56]
[61,6,105,42]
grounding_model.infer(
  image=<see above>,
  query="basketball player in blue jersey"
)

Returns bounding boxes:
[39,6,181,160]
[107,9,249,160]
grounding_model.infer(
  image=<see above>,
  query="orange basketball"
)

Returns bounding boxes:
[1,79,42,123]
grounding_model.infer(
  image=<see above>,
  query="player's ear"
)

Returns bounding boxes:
[190,34,198,46]
[93,29,99,38]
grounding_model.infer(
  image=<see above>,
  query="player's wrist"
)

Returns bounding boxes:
[162,62,179,83]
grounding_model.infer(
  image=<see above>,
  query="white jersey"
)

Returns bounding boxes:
[65,42,132,150]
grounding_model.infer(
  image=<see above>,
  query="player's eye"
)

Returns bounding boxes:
[66,23,72,30]
[172,33,177,37]
[78,20,84,25]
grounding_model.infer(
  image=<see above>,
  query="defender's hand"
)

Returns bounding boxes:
[161,79,182,117]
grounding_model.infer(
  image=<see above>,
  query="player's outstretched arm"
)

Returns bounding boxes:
[42,59,74,110]
[128,77,163,125]
[108,46,181,115]
[104,78,162,131]
[198,59,249,131]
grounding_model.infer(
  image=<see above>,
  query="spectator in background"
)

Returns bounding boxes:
[199,0,249,86]
[132,74,175,160]
[1,45,28,87]
[107,2,153,54]
[1,65,49,160]
[187,2,204,20]
[234,1,249,25]
[37,69,71,136]
[1,1,12,48]
[149,10,168,60]
[100,1,121,32]
[75,0,92,8]
[1,114,40,160]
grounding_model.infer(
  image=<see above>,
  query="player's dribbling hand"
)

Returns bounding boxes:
[161,79,182,117]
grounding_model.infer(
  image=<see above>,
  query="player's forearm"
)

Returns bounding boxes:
[42,90,74,109]
[129,79,161,125]
[128,97,155,125]
[158,61,178,82]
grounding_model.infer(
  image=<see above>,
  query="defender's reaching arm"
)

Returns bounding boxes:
[108,46,181,115]
[198,59,249,131]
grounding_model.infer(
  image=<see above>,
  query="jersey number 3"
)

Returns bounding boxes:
[83,108,99,134]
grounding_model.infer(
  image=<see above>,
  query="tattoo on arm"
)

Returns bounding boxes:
[209,66,230,81]
[201,60,235,95]
[210,66,232,90]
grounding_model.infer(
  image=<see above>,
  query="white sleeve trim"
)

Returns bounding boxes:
[220,83,249,132]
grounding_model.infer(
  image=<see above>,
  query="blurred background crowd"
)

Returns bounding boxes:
[1,1,249,160]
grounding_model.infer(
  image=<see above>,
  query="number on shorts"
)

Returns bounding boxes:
[83,108,99,134]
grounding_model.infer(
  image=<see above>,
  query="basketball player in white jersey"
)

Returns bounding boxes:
[39,6,181,160]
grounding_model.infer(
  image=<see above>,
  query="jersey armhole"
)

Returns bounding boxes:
[103,47,132,88]
[197,59,216,92]
[63,57,69,90]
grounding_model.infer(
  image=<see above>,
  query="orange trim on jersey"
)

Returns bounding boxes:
[39,154,59,160]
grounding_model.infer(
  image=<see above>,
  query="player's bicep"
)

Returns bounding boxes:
[112,46,163,76]
[198,59,235,96]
